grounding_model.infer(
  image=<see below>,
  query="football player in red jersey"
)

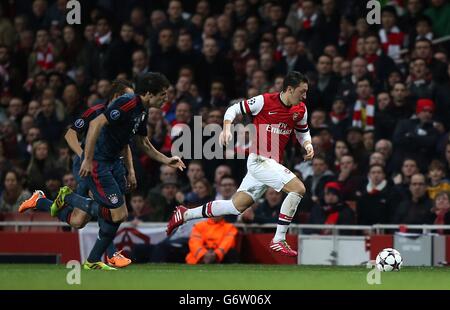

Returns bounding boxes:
[167,71,314,257]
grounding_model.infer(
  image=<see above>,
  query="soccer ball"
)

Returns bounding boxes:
[375,248,403,272]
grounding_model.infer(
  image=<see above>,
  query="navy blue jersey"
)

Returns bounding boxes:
[94,93,148,161]
[71,103,106,148]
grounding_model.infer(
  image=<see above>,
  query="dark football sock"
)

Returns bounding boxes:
[35,198,53,212]
[87,216,120,263]
[64,193,100,218]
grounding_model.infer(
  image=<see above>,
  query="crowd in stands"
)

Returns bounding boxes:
[1,0,450,243]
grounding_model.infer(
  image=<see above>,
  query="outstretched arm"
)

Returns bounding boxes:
[136,135,186,171]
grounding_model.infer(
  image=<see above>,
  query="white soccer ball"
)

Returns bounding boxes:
[375,248,403,272]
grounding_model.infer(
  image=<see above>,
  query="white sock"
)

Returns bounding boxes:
[273,192,302,242]
[184,200,241,221]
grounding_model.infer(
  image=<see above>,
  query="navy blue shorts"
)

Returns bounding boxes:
[80,157,127,209]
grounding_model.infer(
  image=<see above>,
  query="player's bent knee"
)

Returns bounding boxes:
[70,217,86,229]
[111,206,128,223]
[296,183,306,196]
[285,178,306,196]
[232,192,254,213]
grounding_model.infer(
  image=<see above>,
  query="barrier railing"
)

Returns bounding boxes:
[1,221,450,235]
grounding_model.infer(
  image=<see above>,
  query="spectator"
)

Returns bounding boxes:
[392,98,439,170]
[363,130,375,153]
[308,182,355,234]
[374,91,397,140]
[83,16,115,79]
[363,33,397,85]
[148,178,180,222]
[186,216,238,264]
[43,169,61,200]
[427,160,450,200]
[213,166,233,197]
[393,173,434,224]
[62,171,77,191]
[132,49,150,79]
[60,25,82,71]
[351,78,375,131]
[303,154,335,210]
[345,126,367,165]
[424,0,450,38]
[177,32,200,70]
[0,119,20,161]
[148,165,178,197]
[379,6,405,63]
[375,139,394,172]
[431,191,450,233]
[275,35,314,77]
[357,164,399,225]
[0,170,31,212]
[250,188,284,224]
[413,38,448,84]
[207,80,228,109]
[331,140,350,173]
[329,97,351,140]
[309,54,339,110]
[26,140,58,191]
[35,98,64,142]
[336,154,363,201]
[128,192,152,225]
[393,157,420,200]
[150,27,179,83]
[407,58,436,101]
[369,152,386,167]
[0,45,24,99]
[28,28,59,75]
[184,178,213,207]
[195,37,233,97]
[338,57,368,105]
[110,23,139,78]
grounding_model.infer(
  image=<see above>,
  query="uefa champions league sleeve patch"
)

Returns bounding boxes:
[74,118,85,128]
[110,110,121,120]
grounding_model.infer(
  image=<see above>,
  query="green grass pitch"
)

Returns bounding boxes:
[1,264,449,290]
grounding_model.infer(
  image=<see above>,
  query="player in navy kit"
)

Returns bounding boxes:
[21,73,185,270]
[19,80,135,268]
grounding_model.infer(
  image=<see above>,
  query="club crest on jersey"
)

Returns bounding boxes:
[110,110,120,120]
[108,194,119,204]
[74,118,84,128]
[293,112,299,121]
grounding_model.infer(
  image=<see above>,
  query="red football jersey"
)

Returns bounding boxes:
[239,92,309,162]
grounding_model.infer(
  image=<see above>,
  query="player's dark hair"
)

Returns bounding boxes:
[135,72,170,95]
[282,71,308,91]
[108,79,133,102]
